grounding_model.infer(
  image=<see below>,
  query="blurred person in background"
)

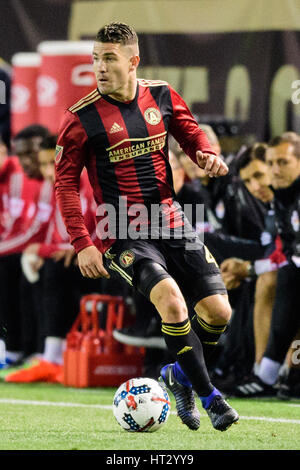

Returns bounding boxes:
[0,124,51,367]
[5,135,100,383]
[213,143,281,391]
[231,132,300,398]
[173,133,275,381]
[178,124,269,246]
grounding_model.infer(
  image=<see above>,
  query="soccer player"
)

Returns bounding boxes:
[55,22,239,431]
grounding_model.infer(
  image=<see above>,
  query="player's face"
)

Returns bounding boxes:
[239,159,273,203]
[266,142,300,189]
[92,41,139,101]
[38,149,55,183]
[14,137,42,179]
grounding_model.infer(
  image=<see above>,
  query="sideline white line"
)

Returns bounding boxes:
[0,398,299,424]
[0,398,109,409]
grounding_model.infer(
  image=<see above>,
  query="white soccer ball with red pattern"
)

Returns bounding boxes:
[113,377,171,432]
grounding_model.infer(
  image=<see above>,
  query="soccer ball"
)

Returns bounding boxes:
[113,377,171,432]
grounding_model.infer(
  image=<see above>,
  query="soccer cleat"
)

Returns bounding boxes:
[159,364,200,430]
[230,374,277,398]
[205,395,239,431]
[4,360,63,384]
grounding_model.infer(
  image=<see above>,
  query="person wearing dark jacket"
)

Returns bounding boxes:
[232,132,300,398]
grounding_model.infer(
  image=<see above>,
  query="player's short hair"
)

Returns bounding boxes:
[40,135,58,151]
[268,131,300,159]
[13,124,50,141]
[95,22,138,47]
[235,143,267,173]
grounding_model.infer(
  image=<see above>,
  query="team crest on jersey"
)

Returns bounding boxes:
[55,145,63,164]
[119,250,135,268]
[144,107,162,125]
[291,210,299,232]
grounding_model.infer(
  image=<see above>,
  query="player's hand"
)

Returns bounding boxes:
[221,272,242,290]
[77,245,110,279]
[196,151,228,177]
[220,257,250,280]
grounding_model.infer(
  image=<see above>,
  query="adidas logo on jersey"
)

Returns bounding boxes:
[110,122,123,134]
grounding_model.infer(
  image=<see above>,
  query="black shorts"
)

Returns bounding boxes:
[103,224,227,308]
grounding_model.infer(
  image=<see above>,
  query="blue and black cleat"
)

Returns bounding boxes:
[205,395,239,431]
[159,363,200,430]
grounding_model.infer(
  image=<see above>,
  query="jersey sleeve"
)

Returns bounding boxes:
[167,85,216,163]
[55,110,94,254]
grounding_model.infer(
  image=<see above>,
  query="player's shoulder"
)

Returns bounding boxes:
[138,78,169,88]
[68,88,101,114]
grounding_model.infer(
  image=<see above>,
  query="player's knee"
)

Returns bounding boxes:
[209,301,231,324]
[195,294,232,325]
[150,279,187,323]
[164,295,188,323]
[216,300,232,324]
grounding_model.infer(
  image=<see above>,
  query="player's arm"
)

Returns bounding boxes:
[168,86,228,178]
[55,111,109,279]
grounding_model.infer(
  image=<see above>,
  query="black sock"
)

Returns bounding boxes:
[191,315,227,367]
[161,318,213,396]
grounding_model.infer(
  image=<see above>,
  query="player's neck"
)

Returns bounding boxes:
[108,77,137,103]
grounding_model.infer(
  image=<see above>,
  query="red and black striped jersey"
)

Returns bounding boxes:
[55,80,216,254]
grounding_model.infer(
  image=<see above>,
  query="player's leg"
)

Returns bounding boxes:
[150,277,215,396]
[162,236,239,430]
[253,271,277,371]
[191,293,239,430]
[259,264,299,384]
[148,273,212,430]
[232,263,299,398]
[192,292,231,367]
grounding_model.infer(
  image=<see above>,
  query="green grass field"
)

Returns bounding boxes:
[0,379,299,451]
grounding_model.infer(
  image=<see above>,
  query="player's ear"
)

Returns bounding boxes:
[129,55,140,71]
